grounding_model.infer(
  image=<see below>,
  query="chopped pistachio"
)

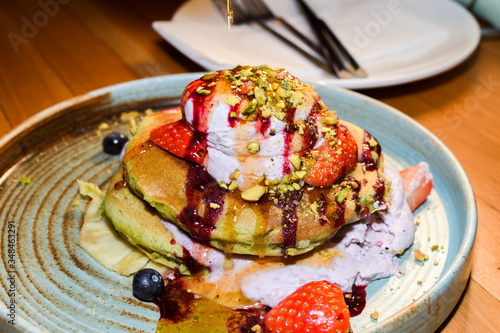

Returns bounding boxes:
[242,99,257,115]
[274,112,286,121]
[19,175,31,186]
[288,90,304,106]
[229,169,241,180]
[98,122,109,130]
[281,174,290,184]
[279,184,288,194]
[247,142,260,154]
[201,72,218,80]
[226,95,241,106]
[196,86,210,95]
[323,117,338,126]
[231,79,243,87]
[254,86,266,105]
[251,324,262,333]
[219,181,228,189]
[261,107,272,118]
[209,203,221,209]
[240,69,252,78]
[290,155,302,170]
[276,86,287,98]
[241,185,267,201]
[292,183,302,191]
[228,181,238,191]
[336,186,350,203]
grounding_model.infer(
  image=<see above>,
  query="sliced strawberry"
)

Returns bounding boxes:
[304,125,358,187]
[400,162,433,212]
[265,280,351,333]
[150,119,207,165]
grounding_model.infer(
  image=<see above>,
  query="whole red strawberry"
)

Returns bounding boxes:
[264,281,351,333]
[150,119,207,165]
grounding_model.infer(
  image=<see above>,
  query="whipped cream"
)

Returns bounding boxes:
[181,66,328,190]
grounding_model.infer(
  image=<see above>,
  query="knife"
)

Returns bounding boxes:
[296,0,367,78]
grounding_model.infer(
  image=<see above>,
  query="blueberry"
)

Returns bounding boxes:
[103,132,128,155]
[132,268,165,302]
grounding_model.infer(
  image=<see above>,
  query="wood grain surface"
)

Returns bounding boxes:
[0,0,498,332]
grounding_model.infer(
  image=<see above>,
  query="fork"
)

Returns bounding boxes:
[212,0,336,76]
[296,0,367,78]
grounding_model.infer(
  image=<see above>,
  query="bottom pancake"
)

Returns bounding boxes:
[103,169,207,276]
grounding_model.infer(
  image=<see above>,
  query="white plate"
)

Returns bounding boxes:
[153,0,480,89]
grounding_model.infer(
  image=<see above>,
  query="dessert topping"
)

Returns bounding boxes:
[150,119,207,165]
[303,125,358,187]
[264,280,351,333]
[102,132,128,155]
[132,268,165,302]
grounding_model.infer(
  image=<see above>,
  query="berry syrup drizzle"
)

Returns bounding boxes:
[177,163,227,240]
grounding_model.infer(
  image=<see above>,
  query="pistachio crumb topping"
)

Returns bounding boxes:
[247,142,260,154]
[229,169,241,180]
[196,86,211,95]
[209,203,221,209]
[241,184,267,201]
[18,175,31,186]
[290,155,302,170]
[202,72,218,80]
[228,181,238,191]
[216,65,330,125]
[226,95,241,106]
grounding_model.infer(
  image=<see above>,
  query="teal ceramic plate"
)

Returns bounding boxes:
[0,74,477,332]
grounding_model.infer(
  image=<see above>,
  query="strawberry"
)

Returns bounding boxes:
[400,162,433,212]
[150,119,207,165]
[264,281,351,333]
[304,125,358,187]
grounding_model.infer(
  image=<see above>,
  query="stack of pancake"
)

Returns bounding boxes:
[99,65,391,276]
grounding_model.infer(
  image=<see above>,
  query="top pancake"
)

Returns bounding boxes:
[121,109,391,257]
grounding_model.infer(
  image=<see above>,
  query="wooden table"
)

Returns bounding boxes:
[0,0,498,332]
